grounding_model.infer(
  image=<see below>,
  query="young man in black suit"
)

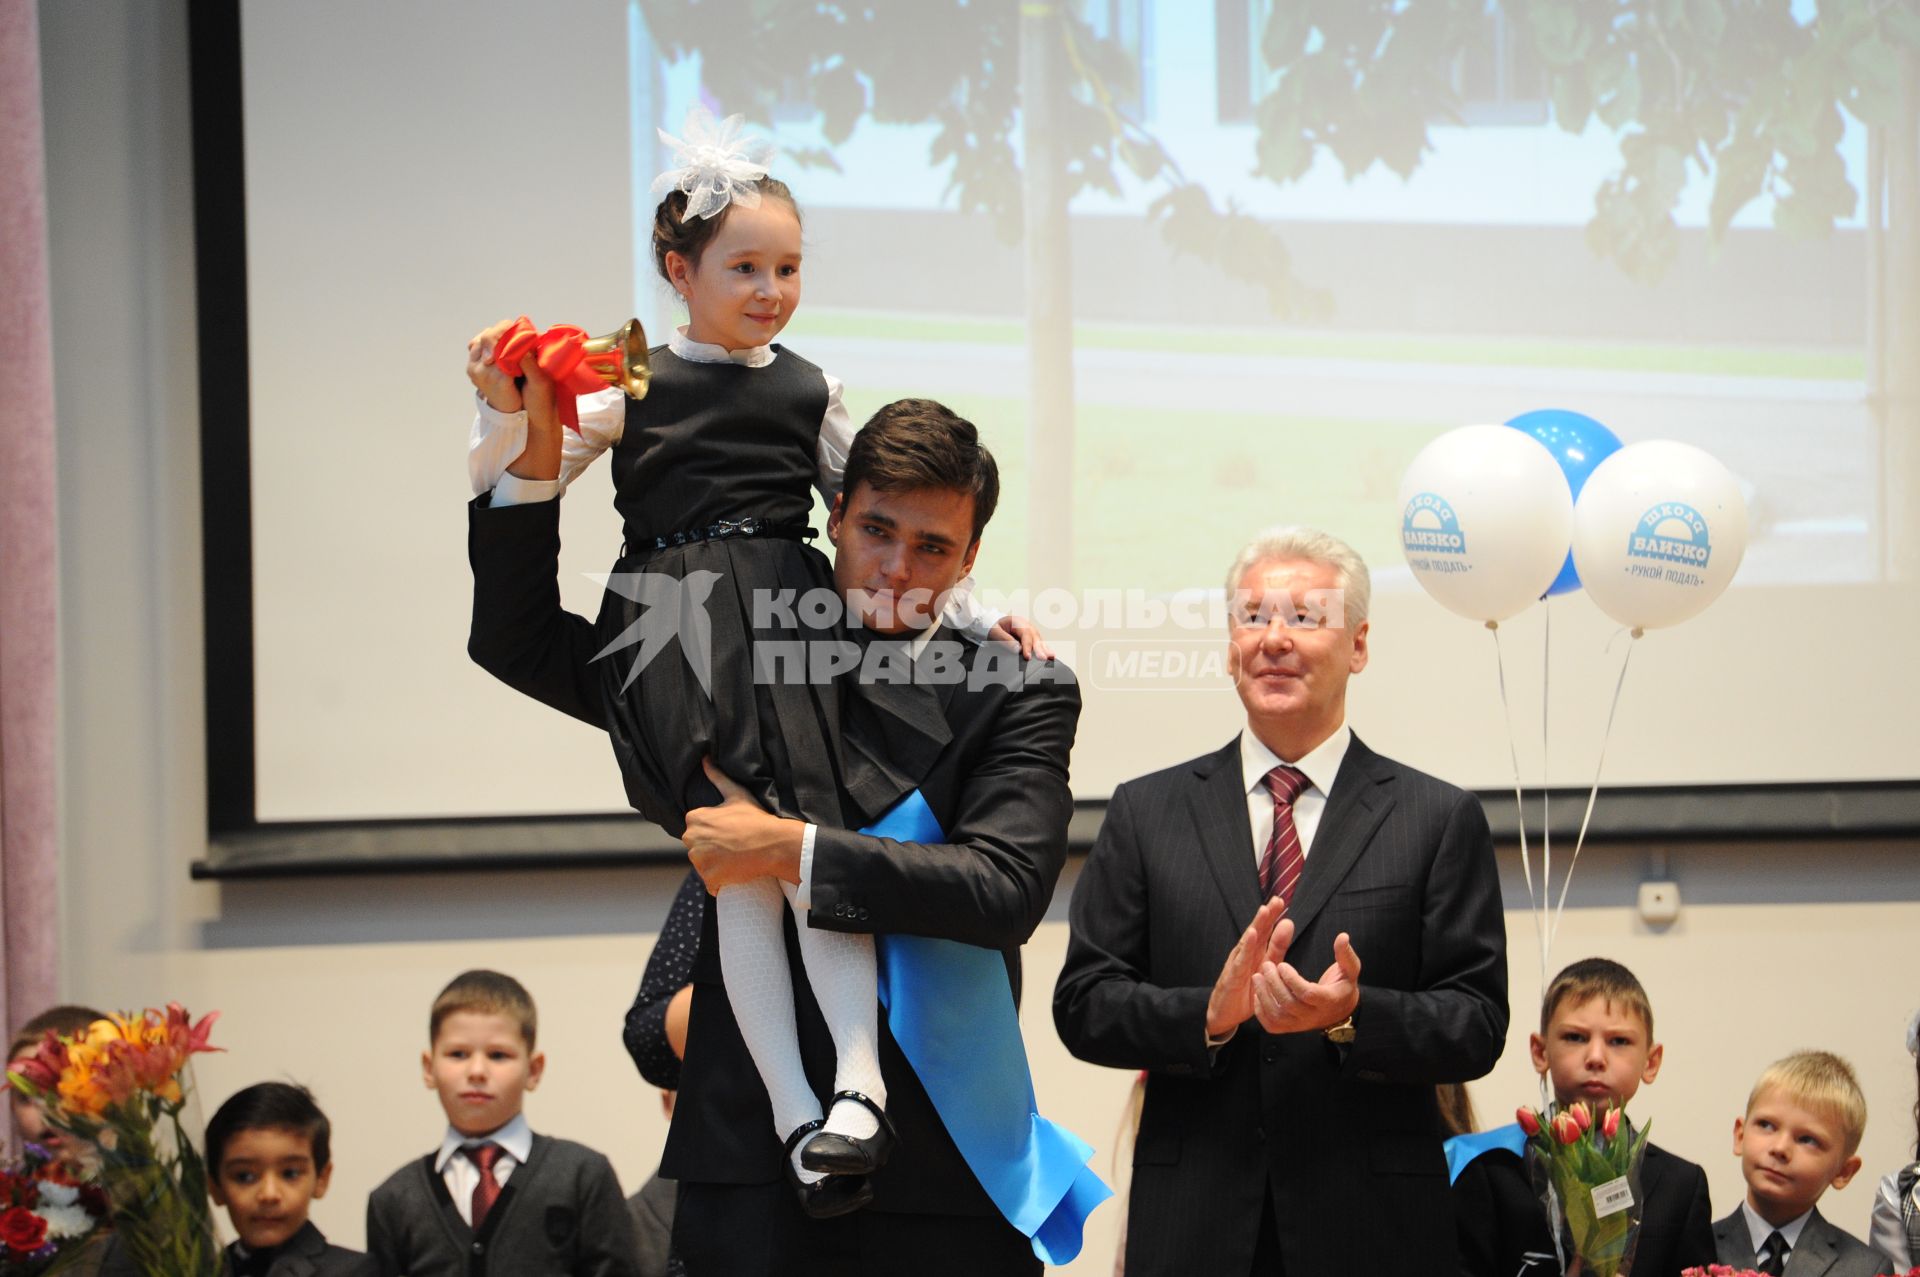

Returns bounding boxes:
[466,378,1080,1276]
[1053,526,1510,1277]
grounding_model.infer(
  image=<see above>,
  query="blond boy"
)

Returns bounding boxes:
[1712,1051,1894,1276]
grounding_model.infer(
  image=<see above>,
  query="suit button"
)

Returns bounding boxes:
[1262,1048,1277,1064]
[472,1243,484,1255]
[857,907,869,921]
[834,904,847,917]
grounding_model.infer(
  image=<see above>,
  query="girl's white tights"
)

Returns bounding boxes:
[714,878,886,1183]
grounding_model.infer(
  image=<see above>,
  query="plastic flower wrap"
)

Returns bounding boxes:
[7,1006,221,1276]
[0,1141,110,1274]
[1516,1100,1650,1277]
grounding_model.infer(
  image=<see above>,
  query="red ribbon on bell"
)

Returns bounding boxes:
[491,316,623,434]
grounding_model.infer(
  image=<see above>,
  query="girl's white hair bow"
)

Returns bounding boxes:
[650,106,775,221]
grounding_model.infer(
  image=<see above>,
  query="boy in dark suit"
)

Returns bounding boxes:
[1713,1050,1894,1276]
[1453,958,1717,1277]
[206,1082,373,1277]
[365,970,638,1276]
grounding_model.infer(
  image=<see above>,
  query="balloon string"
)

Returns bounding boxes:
[1489,622,1546,1001]
[1550,626,1641,949]
[1540,596,1551,1005]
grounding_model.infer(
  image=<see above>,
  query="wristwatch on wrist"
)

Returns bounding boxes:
[1323,1014,1356,1044]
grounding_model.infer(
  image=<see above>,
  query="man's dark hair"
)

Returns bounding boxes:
[841,398,999,542]
[206,1082,332,1174]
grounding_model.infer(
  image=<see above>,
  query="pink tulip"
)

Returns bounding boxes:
[1601,1105,1622,1140]
[1569,1101,1593,1131]
[1552,1112,1581,1144]
[1515,1107,1542,1137]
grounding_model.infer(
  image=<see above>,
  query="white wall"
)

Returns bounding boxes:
[36,4,1920,1274]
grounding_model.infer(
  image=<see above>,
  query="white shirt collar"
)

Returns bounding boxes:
[670,324,776,368]
[434,1111,534,1173]
[1240,723,1352,801]
[1742,1199,1813,1254]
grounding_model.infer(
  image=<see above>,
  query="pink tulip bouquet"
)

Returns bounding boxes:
[1516,1100,1651,1277]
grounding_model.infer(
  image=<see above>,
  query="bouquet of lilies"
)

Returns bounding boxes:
[0,1140,110,1275]
[6,1006,221,1277]
[1517,1100,1651,1277]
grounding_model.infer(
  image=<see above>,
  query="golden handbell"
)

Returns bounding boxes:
[581,318,652,401]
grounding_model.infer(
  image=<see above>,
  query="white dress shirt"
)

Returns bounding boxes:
[1741,1199,1812,1263]
[434,1112,533,1226]
[1238,723,1352,868]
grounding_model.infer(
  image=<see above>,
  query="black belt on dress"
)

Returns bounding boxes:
[624,517,817,556]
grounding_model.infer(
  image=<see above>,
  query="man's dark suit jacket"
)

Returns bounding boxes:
[1713,1205,1897,1277]
[1454,1142,1717,1277]
[467,495,1081,1219]
[1053,734,1509,1277]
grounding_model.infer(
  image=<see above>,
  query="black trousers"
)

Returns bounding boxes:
[675,1180,1041,1277]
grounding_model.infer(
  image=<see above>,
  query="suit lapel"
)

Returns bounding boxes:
[1187,739,1262,929]
[1713,1209,1757,1268]
[269,1222,326,1276]
[1785,1211,1841,1277]
[1283,736,1393,938]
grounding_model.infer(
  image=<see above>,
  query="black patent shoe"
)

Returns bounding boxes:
[799,1091,899,1176]
[784,1119,874,1220]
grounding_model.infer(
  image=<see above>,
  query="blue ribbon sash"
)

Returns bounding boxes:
[1443,1121,1529,1184]
[863,790,1112,1264]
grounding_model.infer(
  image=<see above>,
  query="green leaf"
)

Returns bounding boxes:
[1886,3,1920,50]
[1688,0,1728,47]
[1253,112,1314,183]
[1597,62,1643,130]
[1261,3,1310,68]
[1649,143,1689,207]
[815,61,868,146]
[1552,69,1594,134]
[1531,0,1584,66]
[1707,137,1769,239]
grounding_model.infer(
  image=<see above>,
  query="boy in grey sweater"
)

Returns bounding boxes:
[365,970,638,1277]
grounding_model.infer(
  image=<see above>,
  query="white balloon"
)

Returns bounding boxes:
[1570,440,1748,630]
[1397,425,1573,622]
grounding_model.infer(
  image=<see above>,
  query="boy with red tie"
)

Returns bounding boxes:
[365,970,638,1276]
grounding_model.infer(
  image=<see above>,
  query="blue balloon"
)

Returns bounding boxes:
[1504,409,1622,596]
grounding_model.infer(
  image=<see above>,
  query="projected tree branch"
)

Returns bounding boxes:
[637,0,1920,581]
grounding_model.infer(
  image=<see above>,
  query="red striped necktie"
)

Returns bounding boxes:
[1259,765,1310,905]
[464,1142,504,1230]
